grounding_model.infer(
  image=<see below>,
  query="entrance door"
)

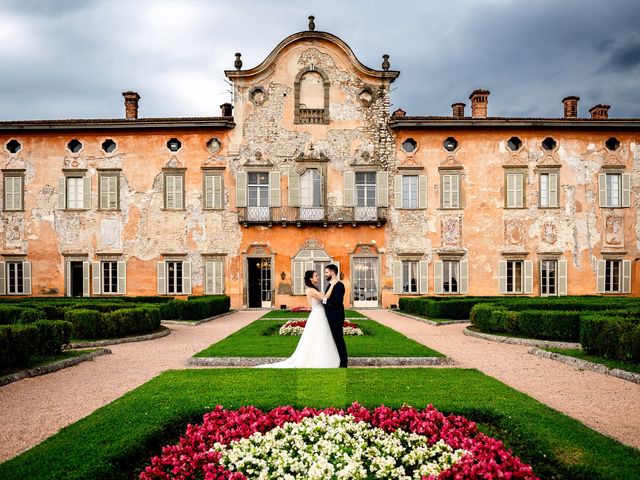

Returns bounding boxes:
[247,257,272,308]
[70,261,84,297]
[352,257,379,307]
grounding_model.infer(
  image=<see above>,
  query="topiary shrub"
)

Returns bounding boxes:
[580,314,640,363]
[65,309,102,339]
[34,320,74,355]
[0,324,39,367]
[158,296,230,321]
[517,310,581,342]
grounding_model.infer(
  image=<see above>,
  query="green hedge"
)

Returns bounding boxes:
[0,320,72,368]
[65,307,161,340]
[0,306,46,325]
[580,314,640,363]
[35,320,74,356]
[159,295,230,321]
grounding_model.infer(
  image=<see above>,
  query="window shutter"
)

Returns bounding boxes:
[451,174,460,208]
[204,175,214,209]
[499,261,507,294]
[548,173,559,208]
[393,261,402,294]
[0,262,5,295]
[3,177,10,210]
[157,261,166,294]
[22,261,31,295]
[213,175,223,209]
[622,260,632,294]
[82,261,90,297]
[598,173,607,207]
[65,261,71,297]
[516,173,524,208]
[82,177,91,209]
[596,260,606,293]
[236,172,247,208]
[100,176,108,209]
[459,260,468,294]
[205,261,214,294]
[17,177,23,210]
[558,260,567,296]
[622,173,631,207]
[419,175,428,209]
[117,261,126,294]
[182,261,192,294]
[395,176,403,208]
[304,261,314,277]
[419,260,429,294]
[288,169,300,207]
[92,262,101,295]
[214,260,224,294]
[434,260,443,294]
[292,260,303,295]
[343,172,354,207]
[176,176,184,209]
[58,177,66,209]
[269,172,281,207]
[376,172,388,207]
[442,175,451,208]
[165,176,173,209]
[524,260,533,294]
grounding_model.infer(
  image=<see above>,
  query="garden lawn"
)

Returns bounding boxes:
[260,309,365,319]
[194,319,442,357]
[0,349,99,376]
[545,348,640,375]
[1,369,638,480]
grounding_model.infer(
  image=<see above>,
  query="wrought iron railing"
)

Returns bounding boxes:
[237,206,387,225]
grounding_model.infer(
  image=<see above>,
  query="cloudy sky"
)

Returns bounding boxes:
[1,0,639,121]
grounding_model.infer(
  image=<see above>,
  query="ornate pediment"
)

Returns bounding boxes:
[438,155,463,170]
[245,243,274,255]
[398,154,423,170]
[504,154,527,167]
[350,150,382,167]
[242,150,274,168]
[602,152,625,168]
[536,154,561,168]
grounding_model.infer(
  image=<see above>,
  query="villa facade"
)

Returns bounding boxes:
[1,20,639,309]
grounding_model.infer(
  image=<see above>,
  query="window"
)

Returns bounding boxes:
[3,173,23,211]
[164,173,184,209]
[236,171,280,221]
[204,173,223,209]
[67,177,85,209]
[507,137,522,151]
[67,139,83,154]
[505,172,525,208]
[207,138,221,154]
[499,260,533,294]
[396,175,427,209]
[0,260,31,295]
[300,169,322,207]
[402,138,417,153]
[441,173,460,208]
[295,68,329,124]
[597,259,631,294]
[157,260,192,295]
[539,172,558,208]
[58,175,90,210]
[101,139,117,154]
[204,259,224,294]
[355,172,376,207]
[402,261,418,293]
[443,137,458,152]
[291,248,337,295]
[541,137,557,151]
[6,139,21,154]
[167,138,182,152]
[91,261,126,295]
[102,262,118,294]
[248,172,270,207]
[442,260,459,293]
[605,137,620,151]
[434,259,468,294]
[540,260,556,295]
[599,173,630,208]
[99,173,119,210]
[393,259,428,294]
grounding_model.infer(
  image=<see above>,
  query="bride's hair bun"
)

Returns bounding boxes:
[304,270,319,290]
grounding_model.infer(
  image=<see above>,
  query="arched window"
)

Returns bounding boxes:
[294,68,330,124]
[291,246,339,294]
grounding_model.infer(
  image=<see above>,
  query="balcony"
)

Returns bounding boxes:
[238,206,387,227]
[299,108,325,124]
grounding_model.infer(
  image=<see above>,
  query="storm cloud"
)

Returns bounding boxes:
[0,0,639,121]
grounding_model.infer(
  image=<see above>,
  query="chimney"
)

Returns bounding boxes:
[452,102,466,119]
[562,96,579,119]
[122,91,140,120]
[220,103,234,116]
[392,108,406,118]
[469,89,490,118]
[589,104,610,120]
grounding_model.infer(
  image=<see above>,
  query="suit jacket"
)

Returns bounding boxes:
[324,281,345,324]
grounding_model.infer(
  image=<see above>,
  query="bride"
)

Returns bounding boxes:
[256,270,340,368]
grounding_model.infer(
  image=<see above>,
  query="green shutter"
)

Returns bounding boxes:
[236,172,247,208]
[182,261,192,294]
[394,176,402,208]
[558,260,567,296]
[22,261,31,295]
[376,172,388,207]
[117,261,126,294]
[434,261,443,294]
[288,169,300,207]
[499,261,507,294]
[92,262,101,295]
[622,260,632,293]
[419,175,428,209]
[343,172,354,207]
[622,173,631,207]
[269,172,281,207]
[157,262,166,294]
[598,174,607,207]
[58,177,66,209]
[596,260,606,293]
[419,260,429,294]
[393,261,402,294]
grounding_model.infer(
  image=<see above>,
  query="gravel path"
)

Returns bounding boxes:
[0,310,261,462]
[365,309,640,450]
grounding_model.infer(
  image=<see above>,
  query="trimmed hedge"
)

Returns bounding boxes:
[0,324,38,367]
[35,320,73,355]
[159,295,230,321]
[581,314,640,363]
[65,307,161,340]
[0,306,46,325]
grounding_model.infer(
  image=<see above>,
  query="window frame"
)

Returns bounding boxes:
[2,170,25,211]
[163,170,186,210]
[506,260,524,294]
[6,261,24,295]
[540,259,557,296]
[166,260,184,294]
[538,171,559,208]
[442,260,460,294]
[604,259,622,293]
[439,171,461,209]
[98,171,120,211]
[203,171,224,210]
[402,260,419,294]
[402,175,419,209]
[505,171,526,208]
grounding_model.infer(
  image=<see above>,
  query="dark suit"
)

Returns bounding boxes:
[324,281,348,368]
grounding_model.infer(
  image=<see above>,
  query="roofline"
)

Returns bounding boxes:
[389,117,640,130]
[0,117,235,133]
[225,30,400,82]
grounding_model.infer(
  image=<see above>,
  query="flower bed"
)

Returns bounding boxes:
[141,403,537,480]
[279,320,364,336]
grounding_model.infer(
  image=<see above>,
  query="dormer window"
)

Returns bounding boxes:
[294,68,330,124]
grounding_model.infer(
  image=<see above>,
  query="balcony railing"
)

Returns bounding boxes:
[238,206,387,226]
[299,108,325,124]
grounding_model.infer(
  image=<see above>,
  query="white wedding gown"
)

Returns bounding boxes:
[256,297,340,368]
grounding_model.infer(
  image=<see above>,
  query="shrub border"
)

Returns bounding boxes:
[0,348,111,387]
[464,326,581,349]
[68,326,171,349]
[528,347,640,385]
[391,309,470,326]
[187,356,454,367]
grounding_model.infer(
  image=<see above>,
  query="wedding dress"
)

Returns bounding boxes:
[256,297,340,368]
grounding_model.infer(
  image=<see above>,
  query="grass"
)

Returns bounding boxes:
[545,348,640,375]
[1,368,639,480]
[0,349,100,376]
[260,309,366,319]
[194,319,443,357]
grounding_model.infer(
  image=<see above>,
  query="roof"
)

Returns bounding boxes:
[389,116,640,130]
[0,117,235,133]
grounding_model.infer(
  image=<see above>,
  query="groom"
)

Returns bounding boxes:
[323,264,348,368]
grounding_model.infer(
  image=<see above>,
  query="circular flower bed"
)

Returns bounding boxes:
[141,403,538,480]
[279,320,364,336]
